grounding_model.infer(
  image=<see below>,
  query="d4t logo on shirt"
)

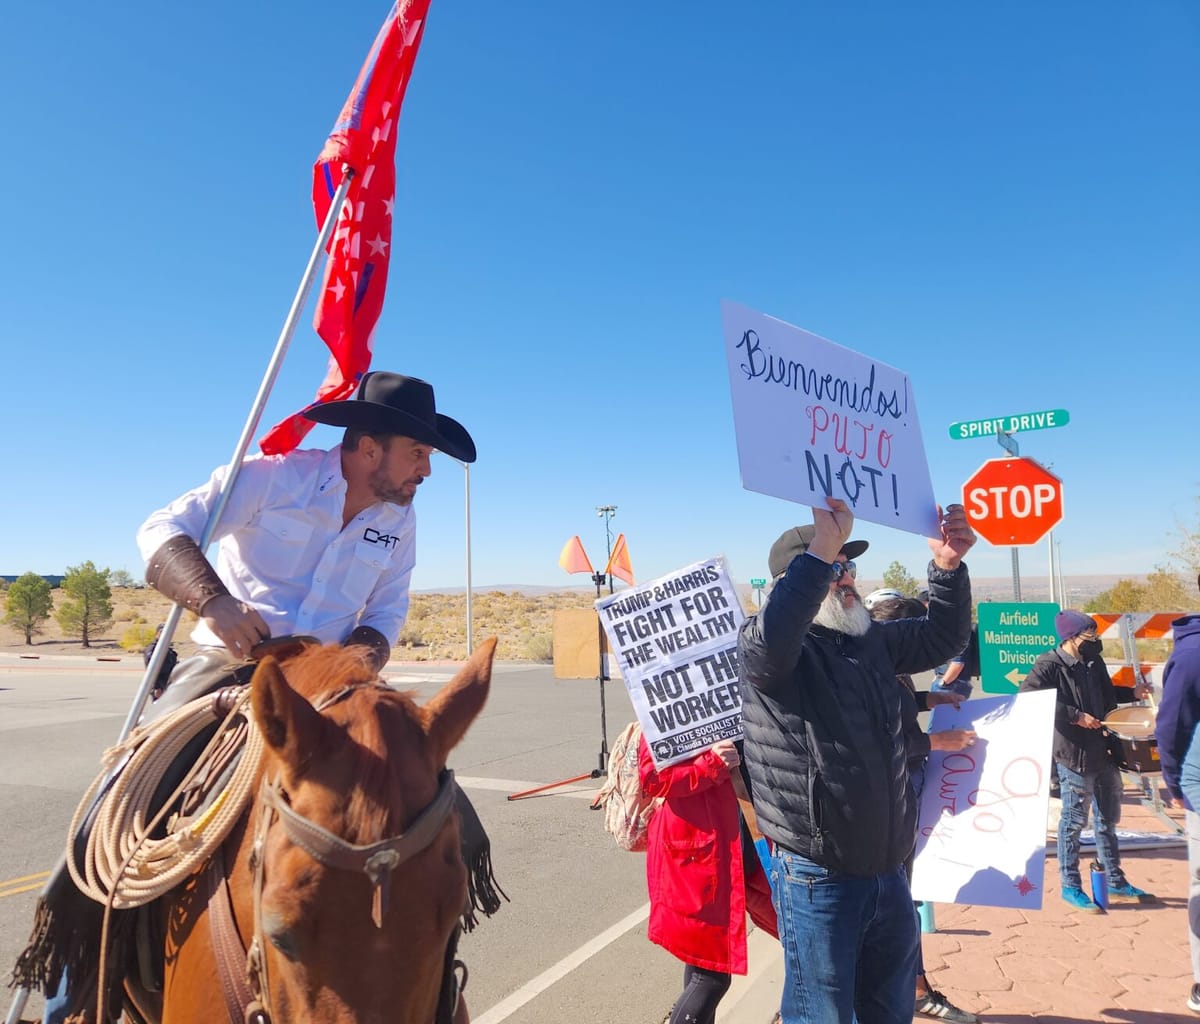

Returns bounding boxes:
[363,527,400,549]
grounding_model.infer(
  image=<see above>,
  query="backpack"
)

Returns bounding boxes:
[592,721,660,852]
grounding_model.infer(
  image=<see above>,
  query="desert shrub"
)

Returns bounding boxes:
[522,632,553,662]
[121,623,158,652]
[398,623,425,647]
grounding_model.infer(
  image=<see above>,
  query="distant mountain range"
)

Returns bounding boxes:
[416,574,1146,606]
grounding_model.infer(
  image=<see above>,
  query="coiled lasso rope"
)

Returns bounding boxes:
[66,688,263,910]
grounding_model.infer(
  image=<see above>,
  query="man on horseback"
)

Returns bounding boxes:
[29,371,482,1023]
[137,371,475,676]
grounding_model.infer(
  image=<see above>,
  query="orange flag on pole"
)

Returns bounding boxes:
[558,535,594,575]
[604,533,635,586]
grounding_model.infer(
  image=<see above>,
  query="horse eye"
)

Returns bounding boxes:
[267,925,300,960]
[262,910,301,960]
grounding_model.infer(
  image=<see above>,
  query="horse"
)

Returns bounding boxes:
[140,637,496,1024]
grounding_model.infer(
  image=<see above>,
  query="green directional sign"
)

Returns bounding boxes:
[978,602,1060,693]
[949,409,1070,441]
[750,578,767,588]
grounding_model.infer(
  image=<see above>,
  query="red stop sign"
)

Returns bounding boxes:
[962,457,1063,546]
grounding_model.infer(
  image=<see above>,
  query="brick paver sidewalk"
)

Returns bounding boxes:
[920,793,1193,1023]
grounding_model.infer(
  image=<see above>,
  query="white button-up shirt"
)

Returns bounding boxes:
[136,446,414,648]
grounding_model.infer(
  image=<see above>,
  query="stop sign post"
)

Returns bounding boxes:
[963,457,1063,546]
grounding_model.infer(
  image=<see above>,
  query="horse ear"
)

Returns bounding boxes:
[424,636,496,764]
[251,655,329,776]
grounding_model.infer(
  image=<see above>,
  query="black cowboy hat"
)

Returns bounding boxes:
[303,372,477,463]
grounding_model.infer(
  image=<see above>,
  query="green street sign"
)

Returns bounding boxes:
[949,409,1070,441]
[750,578,767,587]
[978,602,1060,693]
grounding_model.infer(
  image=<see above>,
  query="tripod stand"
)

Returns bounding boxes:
[507,570,611,800]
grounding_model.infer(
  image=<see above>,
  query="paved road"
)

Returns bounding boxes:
[1,653,771,1024]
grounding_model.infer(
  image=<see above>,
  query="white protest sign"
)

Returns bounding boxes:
[911,689,1057,909]
[595,557,745,769]
[721,300,939,537]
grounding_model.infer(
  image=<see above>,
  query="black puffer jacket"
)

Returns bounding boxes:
[739,554,972,876]
[1020,647,1139,773]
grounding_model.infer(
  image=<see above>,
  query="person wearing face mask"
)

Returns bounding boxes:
[1020,610,1155,912]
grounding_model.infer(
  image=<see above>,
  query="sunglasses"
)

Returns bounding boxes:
[831,560,857,581]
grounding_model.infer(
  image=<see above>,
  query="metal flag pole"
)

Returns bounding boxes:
[125,167,354,739]
[4,171,354,1024]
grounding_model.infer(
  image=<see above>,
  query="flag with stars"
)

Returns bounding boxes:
[261,0,433,454]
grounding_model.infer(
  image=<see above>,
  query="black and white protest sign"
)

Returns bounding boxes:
[595,557,745,768]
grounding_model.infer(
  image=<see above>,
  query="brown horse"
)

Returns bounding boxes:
[148,638,495,1024]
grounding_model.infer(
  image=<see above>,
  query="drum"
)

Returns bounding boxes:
[1102,705,1160,773]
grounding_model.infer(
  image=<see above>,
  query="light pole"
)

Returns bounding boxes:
[455,459,473,655]
[594,503,618,775]
[596,505,617,595]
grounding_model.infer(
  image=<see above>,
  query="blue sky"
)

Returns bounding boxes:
[1,1,1196,592]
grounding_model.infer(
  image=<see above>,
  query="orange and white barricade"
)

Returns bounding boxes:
[1089,612,1184,699]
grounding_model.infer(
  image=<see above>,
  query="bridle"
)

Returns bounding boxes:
[209,683,458,1024]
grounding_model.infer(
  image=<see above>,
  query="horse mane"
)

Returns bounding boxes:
[273,644,431,843]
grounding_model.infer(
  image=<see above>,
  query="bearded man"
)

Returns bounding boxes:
[137,371,476,673]
[738,497,976,1024]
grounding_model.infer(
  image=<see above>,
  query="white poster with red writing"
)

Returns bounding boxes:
[721,300,939,537]
[911,690,1057,909]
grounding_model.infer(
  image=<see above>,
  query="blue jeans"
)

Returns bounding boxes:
[1180,728,1200,983]
[42,970,71,1024]
[769,849,918,1024]
[1056,762,1126,890]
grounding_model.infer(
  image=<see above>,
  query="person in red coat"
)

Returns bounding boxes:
[639,736,777,1024]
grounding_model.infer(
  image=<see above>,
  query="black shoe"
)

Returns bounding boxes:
[1189,981,1200,1013]
[915,988,981,1022]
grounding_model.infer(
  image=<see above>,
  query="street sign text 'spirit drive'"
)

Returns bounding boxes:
[948,409,1070,441]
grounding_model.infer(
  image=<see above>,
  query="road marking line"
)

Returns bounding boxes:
[0,882,46,899]
[472,903,649,1024]
[0,871,50,887]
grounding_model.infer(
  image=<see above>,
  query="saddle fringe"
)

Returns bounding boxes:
[8,894,131,1021]
[9,894,62,993]
[455,785,507,933]
[462,841,507,933]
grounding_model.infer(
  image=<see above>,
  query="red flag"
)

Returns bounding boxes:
[261,0,433,454]
[558,536,595,576]
[604,533,634,586]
